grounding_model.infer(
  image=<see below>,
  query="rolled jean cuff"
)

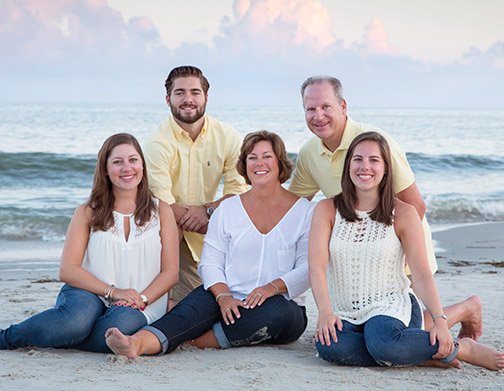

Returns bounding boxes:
[212,322,232,349]
[439,340,460,364]
[142,325,169,355]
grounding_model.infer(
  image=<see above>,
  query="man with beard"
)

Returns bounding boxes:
[144,65,246,305]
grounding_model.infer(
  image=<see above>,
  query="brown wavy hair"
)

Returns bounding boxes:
[164,65,210,95]
[88,133,156,231]
[334,131,395,225]
[237,130,293,185]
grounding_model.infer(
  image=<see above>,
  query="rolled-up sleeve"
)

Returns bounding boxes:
[222,130,247,196]
[144,138,176,205]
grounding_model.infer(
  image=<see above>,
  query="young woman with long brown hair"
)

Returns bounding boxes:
[0,133,179,353]
[309,131,504,370]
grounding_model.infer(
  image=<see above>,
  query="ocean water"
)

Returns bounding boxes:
[1,102,503,270]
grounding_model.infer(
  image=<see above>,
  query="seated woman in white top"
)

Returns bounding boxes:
[105,130,314,357]
[309,131,504,370]
[0,133,179,353]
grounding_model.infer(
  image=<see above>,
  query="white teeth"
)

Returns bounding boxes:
[254,170,268,175]
[358,175,373,180]
[121,175,134,180]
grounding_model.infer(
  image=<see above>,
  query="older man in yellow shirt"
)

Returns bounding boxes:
[291,75,483,341]
[144,66,247,303]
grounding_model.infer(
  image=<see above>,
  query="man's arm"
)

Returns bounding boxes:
[178,194,236,235]
[396,182,426,219]
[289,150,320,199]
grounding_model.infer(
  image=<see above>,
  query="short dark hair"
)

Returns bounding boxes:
[300,75,344,101]
[334,131,395,225]
[237,131,293,185]
[164,65,210,95]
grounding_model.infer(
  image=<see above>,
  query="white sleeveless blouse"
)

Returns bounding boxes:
[82,202,167,324]
[327,210,414,326]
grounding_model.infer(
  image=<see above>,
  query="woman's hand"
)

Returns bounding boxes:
[218,295,246,326]
[316,312,343,346]
[243,284,277,309]
[430,320,455,360]
[110,288,144,310]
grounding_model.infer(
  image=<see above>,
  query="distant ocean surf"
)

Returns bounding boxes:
[1,103,503,248]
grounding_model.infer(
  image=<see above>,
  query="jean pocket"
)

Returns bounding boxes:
[277,247,296,272]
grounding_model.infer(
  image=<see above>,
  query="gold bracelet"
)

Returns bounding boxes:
[104,284,115,304]
[268,281,279,295]
[215,292,233,303]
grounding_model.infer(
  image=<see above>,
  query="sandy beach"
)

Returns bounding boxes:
[1,223,503,390]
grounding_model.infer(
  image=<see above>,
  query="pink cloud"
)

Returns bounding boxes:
[220,0,337,55]
[362,17,399,56]
[0,0,161,70]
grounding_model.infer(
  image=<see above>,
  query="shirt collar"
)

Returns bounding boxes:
[316,116,358,156]
[170,115,208,141]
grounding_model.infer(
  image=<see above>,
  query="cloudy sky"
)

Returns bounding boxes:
[1,0,503,107]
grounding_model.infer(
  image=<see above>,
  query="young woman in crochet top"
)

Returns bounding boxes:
[308,131,504,370]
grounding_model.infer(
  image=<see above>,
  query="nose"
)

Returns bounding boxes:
[313,107,324,120]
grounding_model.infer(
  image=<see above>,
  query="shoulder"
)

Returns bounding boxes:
[313,198,336,222]
[299,136,320,155]
[158,199,175,220]
[218,194,241,212]
[296,137,321,167]
[314,198,335,214]
[145,119,177,146]
[394,198,421,227]
[71,204,93,226]
[206,115,239,136]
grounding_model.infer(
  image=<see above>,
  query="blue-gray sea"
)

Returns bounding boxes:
[1,102,503,272]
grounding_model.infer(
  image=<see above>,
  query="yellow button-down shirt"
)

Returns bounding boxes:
[144,115,247,262]
[289,117,437,274]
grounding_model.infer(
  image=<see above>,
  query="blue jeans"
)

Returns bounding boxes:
[316,294,458,366]
[145,285,307,353]
[0,284,147,353]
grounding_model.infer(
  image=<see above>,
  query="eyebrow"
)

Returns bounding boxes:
[352,154,382,158]
[110,153,140,160]
[173,88,203,93]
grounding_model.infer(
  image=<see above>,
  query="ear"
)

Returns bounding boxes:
[340,99,347,114]
[165,95,171,107]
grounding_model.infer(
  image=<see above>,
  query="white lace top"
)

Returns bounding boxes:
[328,210,414,326]
[82,201,167,324]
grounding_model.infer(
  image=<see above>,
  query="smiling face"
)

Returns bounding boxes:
[245,140,280,187]
[167,76,208,125]
[349,140,386,194]
[303,81,347,152]
[106,143,143,193]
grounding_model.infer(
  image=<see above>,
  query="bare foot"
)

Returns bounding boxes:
[458,295,483,341]
[421,358,462,369]
[105,327,140,359]
[459,337,504,371]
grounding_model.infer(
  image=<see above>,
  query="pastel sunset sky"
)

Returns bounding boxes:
[1,0,503,107]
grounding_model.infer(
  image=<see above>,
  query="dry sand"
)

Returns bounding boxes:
[1,223,503,390]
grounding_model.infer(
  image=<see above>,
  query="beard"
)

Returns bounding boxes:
[171,103,206,124]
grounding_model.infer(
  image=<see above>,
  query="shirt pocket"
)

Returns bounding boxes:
[277,247,296,272]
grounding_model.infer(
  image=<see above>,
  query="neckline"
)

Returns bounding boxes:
[113,210,134,218]
[237,196,304,236]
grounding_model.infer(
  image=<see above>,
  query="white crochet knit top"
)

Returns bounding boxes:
[327,209,414,326]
